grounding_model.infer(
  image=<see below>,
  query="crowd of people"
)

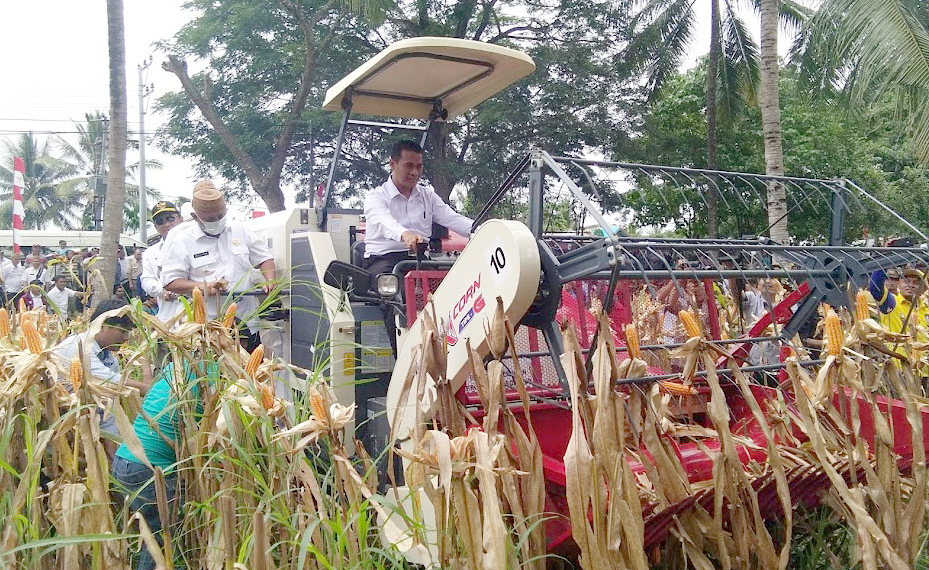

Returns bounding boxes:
[0,240,144,317]
[11,180,280,570]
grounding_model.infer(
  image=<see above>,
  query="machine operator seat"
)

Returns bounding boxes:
[351,240,366,268]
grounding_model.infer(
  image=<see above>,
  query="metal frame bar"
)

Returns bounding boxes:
[346,119,428,131]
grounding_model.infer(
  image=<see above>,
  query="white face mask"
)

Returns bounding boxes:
[199,215,227,236]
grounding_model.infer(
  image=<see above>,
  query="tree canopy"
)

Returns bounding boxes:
[616,62,929,240]
[155,0,645,212]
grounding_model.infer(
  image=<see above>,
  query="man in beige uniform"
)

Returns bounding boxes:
[161,181,276,342]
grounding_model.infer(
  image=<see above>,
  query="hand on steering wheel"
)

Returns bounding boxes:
[401,230,427,251]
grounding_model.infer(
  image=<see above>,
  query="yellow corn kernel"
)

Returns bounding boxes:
[659,381,699,396]
[191,287,207,324]
[855,289,870,322]
[679,309,702,338]
[0,308,10,338]
[70,357,83,390]
[625,324,642,359]
[825,310,844,356]
[221,303,237,328]
[21,318,42,354]
[258,382,274,410]
[309,387,329,422]
[245,344,265,378]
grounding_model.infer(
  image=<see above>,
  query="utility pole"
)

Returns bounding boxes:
[138,57,154,242]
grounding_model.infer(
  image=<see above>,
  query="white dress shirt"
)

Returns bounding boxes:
[2,262,27,292]
[160,220,274,322]
[363,177,474,257]
[141,239,182,323]
[23,265,48,286]
[47,286,76,315]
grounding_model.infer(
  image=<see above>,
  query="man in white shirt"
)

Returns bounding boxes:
[0,250,13,304]
[162,182,276,328]
[47,275,78,317]
[141,201,185,323]
[363,139,474,276]
[52,298,146,453]
[23,256,47,288]
[3,251,28,302]
[22,280,44,311]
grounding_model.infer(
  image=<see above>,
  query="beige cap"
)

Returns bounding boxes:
[191,180,226,217]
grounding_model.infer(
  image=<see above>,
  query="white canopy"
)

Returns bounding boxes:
[322,37,535,120]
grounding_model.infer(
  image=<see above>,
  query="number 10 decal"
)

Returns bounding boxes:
[490,246,506,274]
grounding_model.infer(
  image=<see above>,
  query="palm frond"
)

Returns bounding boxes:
[807,0,929,162]
[721,1,760,112]
[625,0,697,98]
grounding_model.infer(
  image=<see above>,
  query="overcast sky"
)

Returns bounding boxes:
[1,1,767,229]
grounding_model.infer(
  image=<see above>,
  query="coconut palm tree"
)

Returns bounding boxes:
[759,0,788,243]
[626,0,805,237]
[0,133,86,230]
[98,0,128,300]
[794,0,929,163]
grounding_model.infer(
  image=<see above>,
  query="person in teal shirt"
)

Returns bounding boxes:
[111,361,213,570]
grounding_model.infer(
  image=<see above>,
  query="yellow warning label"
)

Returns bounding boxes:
[343,352,355,376]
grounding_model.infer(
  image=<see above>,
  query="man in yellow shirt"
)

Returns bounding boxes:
[870,267,929,346]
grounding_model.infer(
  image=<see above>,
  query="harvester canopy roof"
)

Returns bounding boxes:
[322,37,535,120]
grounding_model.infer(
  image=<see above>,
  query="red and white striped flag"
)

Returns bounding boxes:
[12,157,24,253]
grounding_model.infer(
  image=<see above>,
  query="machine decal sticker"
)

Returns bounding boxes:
[457,294,485,334]
[450,273,482,321]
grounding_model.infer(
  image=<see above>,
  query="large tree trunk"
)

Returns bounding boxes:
[705,0,721,238]
[99,0,128,304]
[759,0,788,243]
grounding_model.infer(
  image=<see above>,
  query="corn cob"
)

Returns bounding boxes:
[38,311,48,335]
[245,344,265,378]
[0,308,9,338]
[625,324,642,359]
[824,309,844,356]
[221,303,237,328]
[855,289,870,322]
[70,357,83,390]
[18,337,26,351]
[258,382,274,410]
[21,318,42,354]
[659,380,699,396]
[309,387,329,422]
[17,297,26,316]
[487,296,507,359]
[192,287,207,324]
[679,309,702,338]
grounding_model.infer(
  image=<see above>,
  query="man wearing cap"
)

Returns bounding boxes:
[161,181,276,331]
[870,267,929,363]
[141,201,185,323]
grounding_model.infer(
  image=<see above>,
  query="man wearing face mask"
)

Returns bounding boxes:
[160,181,276,334]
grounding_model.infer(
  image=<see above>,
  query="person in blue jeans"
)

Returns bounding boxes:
[111,361,214,570]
